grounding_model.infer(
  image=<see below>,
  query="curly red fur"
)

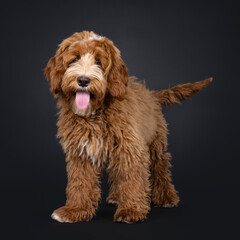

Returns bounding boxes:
[45,31,212,223]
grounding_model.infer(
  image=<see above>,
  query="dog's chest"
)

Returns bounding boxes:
[74,127,106,166]
[58,115,111,166]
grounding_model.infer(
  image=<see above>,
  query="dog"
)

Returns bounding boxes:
[45,31,212,223]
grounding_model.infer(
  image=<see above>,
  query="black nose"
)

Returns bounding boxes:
[77,76,90,87]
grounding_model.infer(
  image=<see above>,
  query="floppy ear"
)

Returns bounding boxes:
[44,39,71,95]
[45,55,64,94]
[107,44,128,100]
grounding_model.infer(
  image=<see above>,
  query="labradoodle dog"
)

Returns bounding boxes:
[45,31,212,224]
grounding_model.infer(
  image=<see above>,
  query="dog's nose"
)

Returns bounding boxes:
[77,76,90,87]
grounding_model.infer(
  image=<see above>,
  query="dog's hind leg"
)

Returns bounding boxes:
[106,181,119,206]
[150,133,179,207]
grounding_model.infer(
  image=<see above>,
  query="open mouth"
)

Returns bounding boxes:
[75,90,90,110]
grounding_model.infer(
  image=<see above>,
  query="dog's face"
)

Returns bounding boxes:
[45,31,128,116]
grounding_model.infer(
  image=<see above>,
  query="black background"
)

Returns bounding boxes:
[1,0,239,239]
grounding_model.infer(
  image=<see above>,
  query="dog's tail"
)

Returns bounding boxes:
[154,78,212,107]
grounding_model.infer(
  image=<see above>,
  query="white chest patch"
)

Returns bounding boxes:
[59,111,107,167]
[74,136,105,167]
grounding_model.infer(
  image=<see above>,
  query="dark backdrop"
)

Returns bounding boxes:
[1,0,239,239]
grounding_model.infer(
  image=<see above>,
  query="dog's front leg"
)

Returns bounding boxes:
[51,156,101,223]
[108,144,151,223]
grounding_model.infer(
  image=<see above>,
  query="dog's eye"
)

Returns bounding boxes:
[72,57,79,63]
[95,59,101,66]
[69,57,80,67]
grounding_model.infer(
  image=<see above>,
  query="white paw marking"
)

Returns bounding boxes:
[51,213,64,222]
[51,212,73,223]
[108,199,118,204]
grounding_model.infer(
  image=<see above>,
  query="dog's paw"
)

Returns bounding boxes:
[106,198,118,206]
[114,208,147,224]
[51,206,94,223]
[158,203,178,208]
[152,196,179,208]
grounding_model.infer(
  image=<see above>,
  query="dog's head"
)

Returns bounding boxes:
[45,31,128,116]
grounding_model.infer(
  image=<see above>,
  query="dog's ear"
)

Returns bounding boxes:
[45,40,70,95]
[45,55,63,95]
[106,42,128,100]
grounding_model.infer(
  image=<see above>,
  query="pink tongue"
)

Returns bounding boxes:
[75,92,90,110]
